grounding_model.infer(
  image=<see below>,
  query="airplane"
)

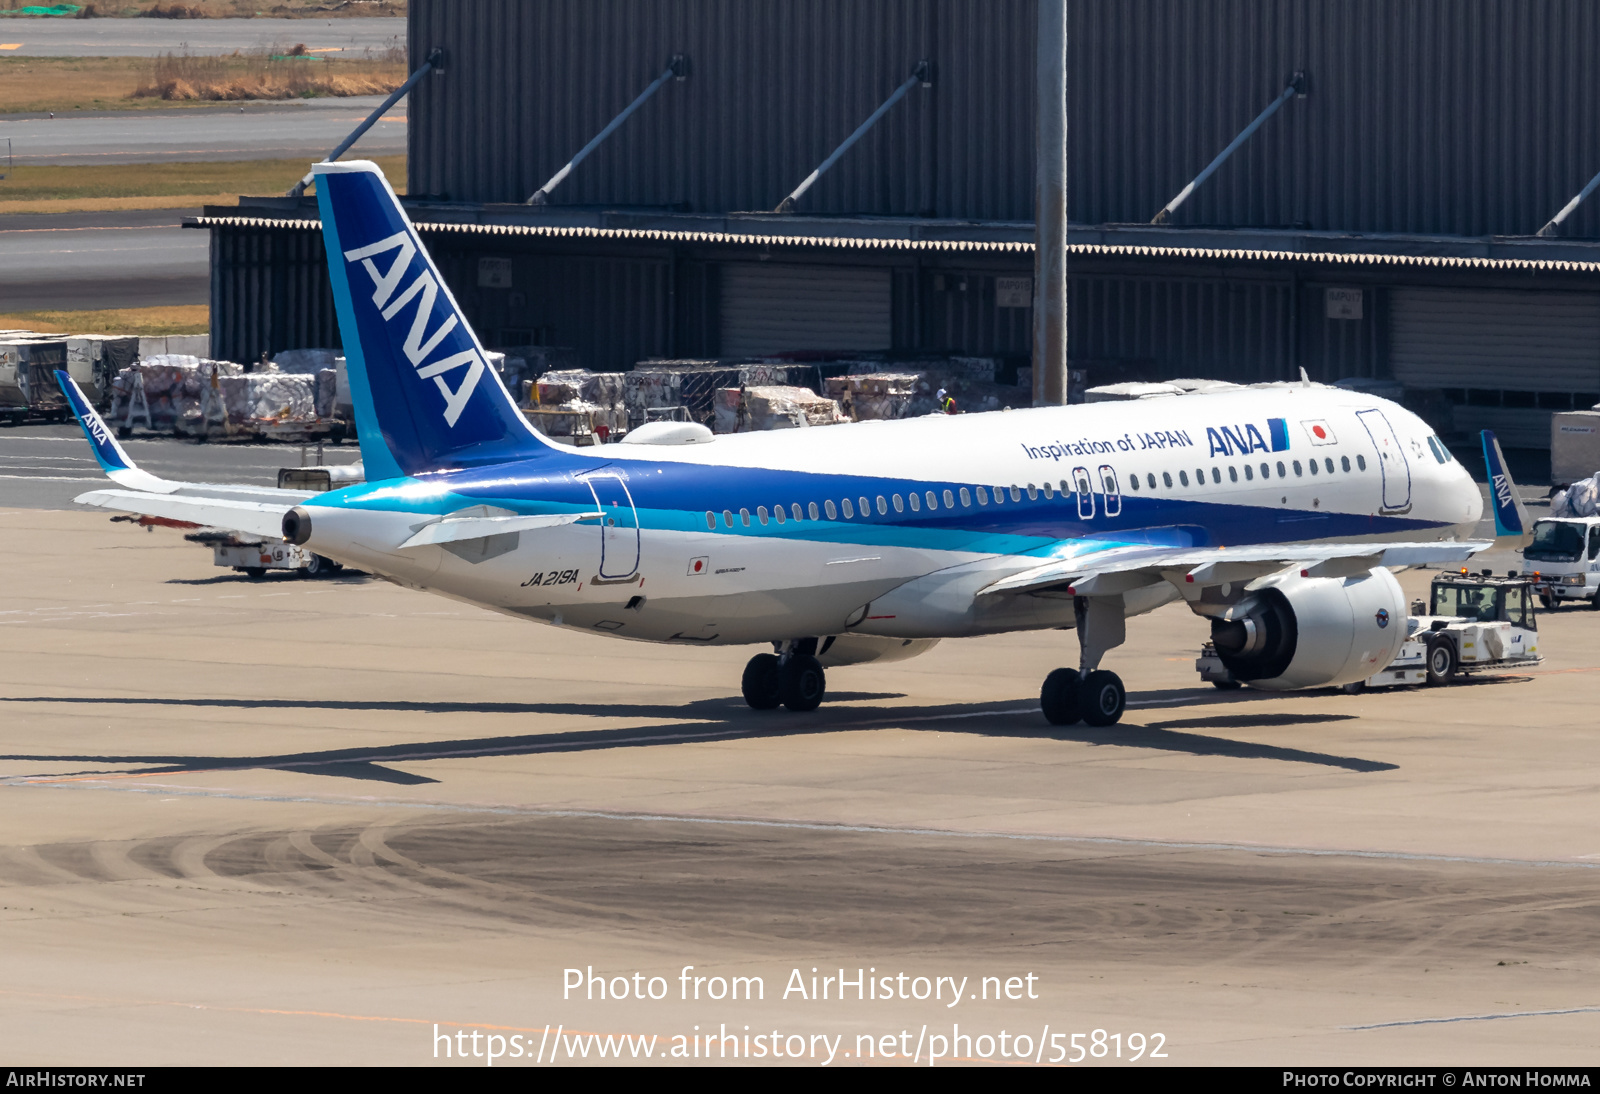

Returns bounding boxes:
[57,159,1520,728]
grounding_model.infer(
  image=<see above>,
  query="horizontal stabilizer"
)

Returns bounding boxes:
[397,511,603,549]
[74,489,291,540]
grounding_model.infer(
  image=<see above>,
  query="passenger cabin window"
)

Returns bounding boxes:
[893,494,904,513]
[1146,473,1156,489]
[1244,465,1254,481]
[1211,467,1221,484]
[1356,455,1367,471]
[841,498,855,519]
[740,508,751,526]
[1162,471,1173,488]
[823,500,836,519]
[774,506,786,524]
[1276,461,1286,478]
[1228,466,1238,482]
[876,496,887,515]
[976,487,989,506]
[1293,460,1303,476]
[706,512,716,530]
[959,487,971,507]
[1260,462,1270,478]
[1341,456,1351,472]
[723,510,733,527]
[808,502,819,520]
[909,492,921,512]
[1041,481,1054,499]
[792,503,803,521]
[859,496,869,516]
[1009,486,1021,502]
[943,489,955,508]
[1325,458,1335,473]
[757,506,768,525]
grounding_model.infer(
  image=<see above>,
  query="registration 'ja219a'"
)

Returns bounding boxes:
[521,569,579,588]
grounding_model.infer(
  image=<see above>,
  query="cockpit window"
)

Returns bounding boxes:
[1525,519,1586,563]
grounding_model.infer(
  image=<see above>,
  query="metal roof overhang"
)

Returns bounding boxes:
[183,209,1600,275]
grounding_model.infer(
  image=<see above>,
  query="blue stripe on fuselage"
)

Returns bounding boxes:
[314,448,1450,558]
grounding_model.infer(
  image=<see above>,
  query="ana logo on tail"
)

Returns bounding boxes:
[343,229,485,427]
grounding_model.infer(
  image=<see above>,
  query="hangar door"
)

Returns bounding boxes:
[720,264,891,357]
[1389,288,1600,392]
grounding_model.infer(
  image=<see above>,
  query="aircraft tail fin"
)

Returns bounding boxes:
[313,160,559,479]
[1480,429,1533,548]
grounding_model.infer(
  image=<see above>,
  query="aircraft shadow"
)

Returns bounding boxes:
[0,691,1395,782]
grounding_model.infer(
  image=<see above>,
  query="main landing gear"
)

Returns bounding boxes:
[1041,594,1128,727]
[742,640,826,713]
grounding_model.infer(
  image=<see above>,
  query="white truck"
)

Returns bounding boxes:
[1197,570,1542,691]
[1522,516,1600,609]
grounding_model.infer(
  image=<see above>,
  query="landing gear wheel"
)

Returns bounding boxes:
[741,653,783,710]
[1425,637,1458,686]
[1211,678,1243,690]
[1340,680,1366,695]
[779,654,825,712]
[1078,669,1126,726]
[1040,668,1081,726]
[242,566,267,580]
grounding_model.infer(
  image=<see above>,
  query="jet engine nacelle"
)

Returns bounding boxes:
[816,635,939,668]
[1209,568,1408,690]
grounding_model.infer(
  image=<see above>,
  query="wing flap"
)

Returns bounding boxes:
[74,489,291,540]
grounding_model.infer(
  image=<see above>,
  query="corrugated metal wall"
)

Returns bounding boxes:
[411,0,1600,235]
[210,227,341,366]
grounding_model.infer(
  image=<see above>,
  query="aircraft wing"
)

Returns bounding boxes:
[57,369,317,539]
[980,539,1492,597]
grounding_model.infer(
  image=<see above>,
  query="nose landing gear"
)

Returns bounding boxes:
[742,641,827,713]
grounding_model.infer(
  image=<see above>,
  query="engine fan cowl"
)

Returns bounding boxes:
[1210,568,1408,690]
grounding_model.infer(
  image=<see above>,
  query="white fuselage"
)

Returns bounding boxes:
[300,386,1482,647]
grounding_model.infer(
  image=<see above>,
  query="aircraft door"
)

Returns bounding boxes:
[1098,465,1122,517]
[579,471,640,580]
[1072,466,1096,519]
[1355,408,1413,512]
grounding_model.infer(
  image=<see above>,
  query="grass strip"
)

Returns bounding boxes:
[0,54,403,114]
[0,155,405,206]
[0,304,209,336]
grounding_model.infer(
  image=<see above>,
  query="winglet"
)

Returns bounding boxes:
[1480,429,1531,546]
[55,370,178,494]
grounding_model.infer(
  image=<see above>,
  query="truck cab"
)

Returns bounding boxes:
[1523,516,1600,608]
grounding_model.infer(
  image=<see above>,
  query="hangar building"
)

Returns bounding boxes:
[192,0,1600,448]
